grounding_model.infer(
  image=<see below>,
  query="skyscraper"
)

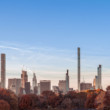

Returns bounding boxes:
[66,69,69,93]
[58,80,66,94]
[78,47,81,91]
[39,80,51,94]
[1,54,6,88]
[21,70,28,88]
[93,76,98,89]
[25,82,30,94]
[98,65,102,89]
[32,73,37,90]
[8,78,21,95]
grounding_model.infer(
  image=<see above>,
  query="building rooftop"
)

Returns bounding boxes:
[40,80,51,82]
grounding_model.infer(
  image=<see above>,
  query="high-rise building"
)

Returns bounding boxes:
[21,70,28,88]
[80,82,92,91]
[32,73,37,90]
[66,69,69,93]
[8,78,21,95]
[39,80,51,94]
[33,86,38,94]
[97,65,102,89]
[58,80,66,94]
[1,54,6,88]
[25,82,30,94]
[38,83,40,95]
[78,48,81,91]
[93,75,98,89]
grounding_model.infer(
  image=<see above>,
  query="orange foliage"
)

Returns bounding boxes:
[85,92,97,109]
[104,86,110,107]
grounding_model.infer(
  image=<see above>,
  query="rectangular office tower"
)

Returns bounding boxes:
[78,48,81,91]
[59,80,66,94]
[39,80,51,94]
[98,65,102,89]
[8,78,21,95]
[1,54,6,88]
[21,70,28,88]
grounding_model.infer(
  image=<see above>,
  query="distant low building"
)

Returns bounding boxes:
[8,78,21,95]
[80,82,92,91]
[19,87,26,95]
[69,88,74,91]
[53,86,59,94]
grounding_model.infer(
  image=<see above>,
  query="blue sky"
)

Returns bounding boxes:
[0,0,110,89]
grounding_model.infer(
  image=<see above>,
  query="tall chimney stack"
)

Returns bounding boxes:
[78,47,80,91]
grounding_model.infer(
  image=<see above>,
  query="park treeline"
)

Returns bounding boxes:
[0,87,110,110]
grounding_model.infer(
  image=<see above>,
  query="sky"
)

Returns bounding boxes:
[0,0,110,90]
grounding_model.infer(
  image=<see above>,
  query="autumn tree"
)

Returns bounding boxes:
[85,92,97,109]
[42,91,60,108]
[0,88,18,110]
[104,86,110,109]
[66,91,77,99]
[37,96,48,109]
[42,91,55,98]
[0,100,10,110]
[18,94,39,110]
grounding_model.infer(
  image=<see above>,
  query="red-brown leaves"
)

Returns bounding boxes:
[18,94,39,110]
[0,88,18,110]
[0,100,10,110]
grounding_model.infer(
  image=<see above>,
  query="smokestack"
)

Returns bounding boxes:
[78,47,80,91]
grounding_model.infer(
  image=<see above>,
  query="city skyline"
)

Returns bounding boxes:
[0,0,110,90]
[0,46,104,95]
[0,46,108,91]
